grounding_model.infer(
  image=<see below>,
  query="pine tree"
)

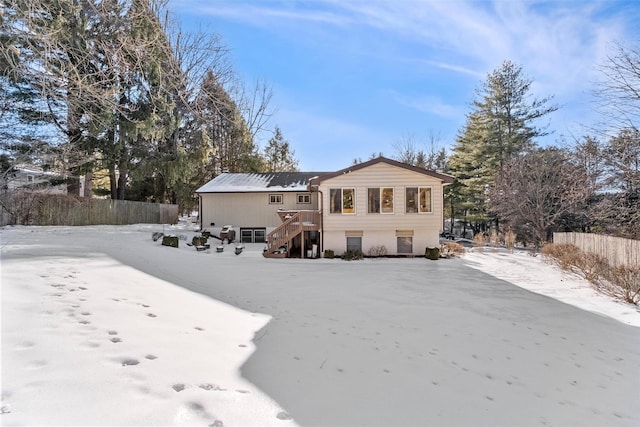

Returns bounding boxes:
[263,126,299,172]
[448,60,558,230]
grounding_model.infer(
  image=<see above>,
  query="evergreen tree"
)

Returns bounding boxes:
[448,60,558,230]
[263,126,299,172]
[193,69,263,177]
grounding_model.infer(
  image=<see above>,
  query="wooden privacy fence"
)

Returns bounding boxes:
[553,232,640,268]
[0,193,178,226]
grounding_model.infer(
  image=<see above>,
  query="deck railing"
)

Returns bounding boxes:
[264,210,320,257]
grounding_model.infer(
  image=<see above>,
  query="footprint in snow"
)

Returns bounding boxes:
[108,330,118,335]
[146,313,157,318]
[277,412,292,420]
[145,354,157,360]
[172,384,185,392]
[121,358,139,366]
[110,337,122,343]
[199,383,224,391]
[15,341,36,351]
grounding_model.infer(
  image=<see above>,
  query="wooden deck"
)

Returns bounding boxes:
[263,210,321,258]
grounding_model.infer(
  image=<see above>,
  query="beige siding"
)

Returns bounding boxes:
[200,192,317,229]
[318,162,445,255]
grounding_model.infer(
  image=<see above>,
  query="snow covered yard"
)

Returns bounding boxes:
[2,223,640,426]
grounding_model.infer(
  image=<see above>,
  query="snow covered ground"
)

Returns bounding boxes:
[2,222,639,426]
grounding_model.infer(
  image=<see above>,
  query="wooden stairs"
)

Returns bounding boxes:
[263,210,321,258]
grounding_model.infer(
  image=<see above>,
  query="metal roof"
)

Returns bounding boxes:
[196,172,329,193]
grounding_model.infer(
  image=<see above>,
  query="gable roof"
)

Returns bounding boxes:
[196,172,328,193]
[195,158,454,193]
[309,156,455,185]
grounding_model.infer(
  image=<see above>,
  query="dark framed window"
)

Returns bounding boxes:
[297,194,311,204]
[269,194,283,204]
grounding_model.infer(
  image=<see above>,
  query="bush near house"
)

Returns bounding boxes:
[342,249,364,261]
[425,246,440,260]
[440,242,465,258]
[162,235,179,248]
[368,245,388,257]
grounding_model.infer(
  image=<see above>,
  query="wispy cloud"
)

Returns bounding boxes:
[387,90,462,119]
[186,0,630,90]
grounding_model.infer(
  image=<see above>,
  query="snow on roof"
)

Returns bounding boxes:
[196,172,329,193]
[14,166,62,177]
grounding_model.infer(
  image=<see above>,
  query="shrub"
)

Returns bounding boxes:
[342,249,364,261]
[440,242,465,258]
[161,235,179,248]
[473,233,487,252]
[324,249,335,259]
[192,235,208,246]
[489,230,500,250]
[425,246,440,260]
[504,230,517,251]
[541,243,582,270]
[368,245,387,257]
[604,266,640,305]
[542,243,640,306]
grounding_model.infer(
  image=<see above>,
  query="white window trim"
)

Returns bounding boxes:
[330,187,356,215]
[297,193,311,204]
[381,187,394,214]
[269,194,283,204]
[367,187,395,214]
[405,186,433,214]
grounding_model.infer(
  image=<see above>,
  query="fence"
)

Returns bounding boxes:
[0,192,178,226]
[553,232,640,268]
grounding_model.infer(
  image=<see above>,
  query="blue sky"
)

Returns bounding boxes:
[169,1,640,171]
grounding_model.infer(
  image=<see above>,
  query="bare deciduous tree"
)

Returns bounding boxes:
[594,41,640,132]
[392,130,447,171]
[491,148,592,246]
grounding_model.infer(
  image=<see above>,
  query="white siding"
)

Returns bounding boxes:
[318,162,445,255]
[199,191,317,229]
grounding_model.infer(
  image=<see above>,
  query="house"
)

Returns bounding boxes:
[195,157,454,257]
[2,166,67,194]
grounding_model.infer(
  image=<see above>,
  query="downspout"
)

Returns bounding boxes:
[198,194,203,231]
[318,189,324,256]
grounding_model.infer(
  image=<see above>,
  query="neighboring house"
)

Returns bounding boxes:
[2,166,67,194]
[195,157,454,257]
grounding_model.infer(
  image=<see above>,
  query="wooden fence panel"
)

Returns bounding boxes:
[553,232,640,268]
[0,192,178,226]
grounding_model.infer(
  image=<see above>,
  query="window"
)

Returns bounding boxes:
[27,175,34,183]
[397,237,413,254]
[381,188,394,213]
[330,188,356,214]
[297,194,311,204]
[368,188,394,214]
[405,187,432,213]
[346,237,362,252]
[269,194,283,204]
[367,188,380,213]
